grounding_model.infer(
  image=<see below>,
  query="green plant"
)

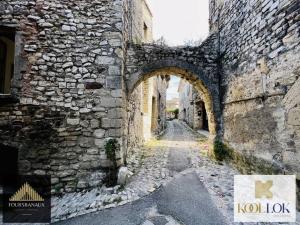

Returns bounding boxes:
[167,108,179,119]
[105,139,120,164]
[104,138,120,186]
[213,139,233,161]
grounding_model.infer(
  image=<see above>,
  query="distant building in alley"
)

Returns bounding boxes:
[178,79,209,131]
[166,97,179,120]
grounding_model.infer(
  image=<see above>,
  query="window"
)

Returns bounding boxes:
[143,23,148,42]
[0,26,15,95]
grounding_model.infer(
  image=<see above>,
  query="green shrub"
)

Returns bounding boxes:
[105,139,120,163]
[104,138,120,186]
[213,139,233,161]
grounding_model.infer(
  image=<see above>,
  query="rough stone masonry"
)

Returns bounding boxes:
[0,0,299,195]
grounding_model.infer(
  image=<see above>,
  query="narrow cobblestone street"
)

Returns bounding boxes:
[1,120,299,224]
[52,120,300,225]
[52,120,232,225]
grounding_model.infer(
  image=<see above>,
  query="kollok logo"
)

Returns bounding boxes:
[234,175,296,222]
[255,180,273,199]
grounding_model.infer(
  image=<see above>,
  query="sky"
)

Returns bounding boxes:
[148,0,209,46]
[147,0,210,100]
[167,76,180,100]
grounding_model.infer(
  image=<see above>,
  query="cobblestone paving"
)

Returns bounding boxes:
[51,139,172,222]
[1,120,299,224]
[51,120,300,224]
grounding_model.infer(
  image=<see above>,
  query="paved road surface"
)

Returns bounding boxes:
[54,120,228,225]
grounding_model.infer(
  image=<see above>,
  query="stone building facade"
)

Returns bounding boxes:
[129,0,153,43]
[0,0,299,195]
[0,0,132,193]
[126,0,169,154]
[0,0,169,194]
[178,79,208,131]
[209,0,300,175]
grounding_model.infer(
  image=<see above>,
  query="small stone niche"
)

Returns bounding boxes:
[0,144,18,184]
[85,82,103,89]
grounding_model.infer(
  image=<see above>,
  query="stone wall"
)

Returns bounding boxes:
[178,79,194,127]
[125,0,169,159]
[126,75,169,156]
[178,79,208,130]
[126,85,143,157]
[129,0,153,43]
[125,35,220,135]
[209,0,300,174]
[153,75,169,133]
[125,0,158,159]
[0,0,128,193]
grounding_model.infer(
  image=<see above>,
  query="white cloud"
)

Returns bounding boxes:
[148,0,209,46]
[167,76,180,100]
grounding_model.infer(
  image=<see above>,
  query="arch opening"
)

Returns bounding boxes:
[127,66,218,137]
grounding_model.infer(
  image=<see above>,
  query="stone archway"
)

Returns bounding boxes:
[126,59,221,136]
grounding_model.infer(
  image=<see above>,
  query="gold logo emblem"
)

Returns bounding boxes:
[255,180,273,199]
[9,182,44,202]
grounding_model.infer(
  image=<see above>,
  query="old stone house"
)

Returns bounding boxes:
[0,0,169,193]
[0,0,299,195]
[126,0,169,149]
[178,79,209,131]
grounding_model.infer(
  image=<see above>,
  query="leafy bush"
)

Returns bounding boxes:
[104,138,120,186]
[105,138,120,164]
[213,139,233,161]
[167,108,179,119]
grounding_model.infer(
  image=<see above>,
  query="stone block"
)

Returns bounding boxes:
[90,119,100,128]
[67,118,80,125]
[108,108,123,119]
[95,138,105,148]
[111,89,122,97]
[117,167,133,185]
[108,129,122,137]
[106,76,122,89]
[108,65,121,76]
[100,97,117,107]
[95,56,115,65]
[62,62,73,69]
[77,181,88,189]
[62,25,71,31]
[79,137,93,148]
[57,170,76,178]
[80,154,99,162]
[93,129,105,138]
[87,148,99,155]
[102,118,122,128]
